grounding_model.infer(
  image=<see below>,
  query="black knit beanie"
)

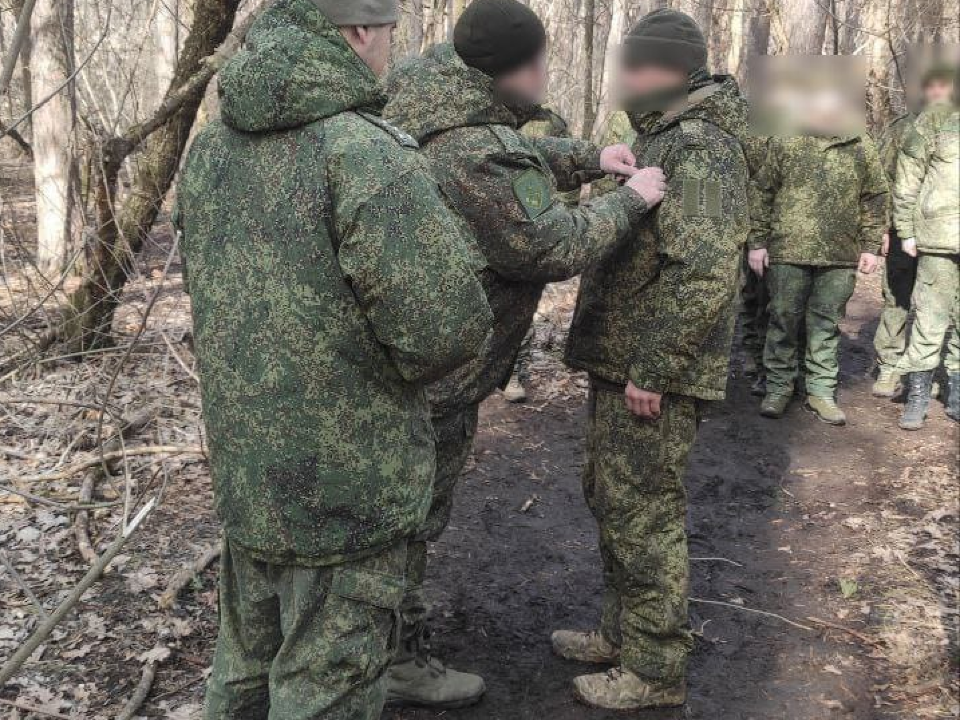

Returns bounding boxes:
[454,0,547,77]
[622,9,707,73]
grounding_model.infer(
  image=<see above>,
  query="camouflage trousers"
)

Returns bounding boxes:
[398,404,479,654]
[204,538,406,720]
[874,236,919,370]
[510,325,536,385]
[583,383,698,684]
[740,251,770,369]
[764,264,857,398]
[896,253,960,374]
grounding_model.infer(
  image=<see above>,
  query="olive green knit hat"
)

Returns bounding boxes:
[622,9,708,73]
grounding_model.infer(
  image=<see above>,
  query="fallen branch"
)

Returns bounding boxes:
[806,616,886,648]
[159,543,221,609]
[691,556,744,567]
[0,550,48,620]
[0,697,70,719]
[75,408,157,565]
[0,500,156,686]
[689,597,814,632]
[17,445,203,484]
[0,483,120,511]
[115,660,159,720]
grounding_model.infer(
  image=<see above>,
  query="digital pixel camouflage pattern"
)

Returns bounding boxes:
[205,539,407,720]
[764,265,858,397]
[893,103,960,375]
[384,43,650,416]
[567,75,750,686]
[398,405,479,651]
[583,387,699,683]
[874,113,919,370]
[893,103,960,255]
[896,255,960,373]
[748,134,889,265]
[566,77,751,400]
[176,0,493,568]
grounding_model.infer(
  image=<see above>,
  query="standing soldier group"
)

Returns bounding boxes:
[172,0,959,717]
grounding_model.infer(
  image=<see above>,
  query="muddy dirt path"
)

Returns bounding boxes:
[386,277,959,720]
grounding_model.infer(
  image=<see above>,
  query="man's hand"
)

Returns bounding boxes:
[624,167,667,208]
[600,143,638,178]
[901,238,918,258]
[625,381,662,421]
[748,248,769,277]
[858,252,879,275]
[881,232,890,256]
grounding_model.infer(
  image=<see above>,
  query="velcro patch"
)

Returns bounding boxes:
[682,178,723,217]
[513,168,553,220]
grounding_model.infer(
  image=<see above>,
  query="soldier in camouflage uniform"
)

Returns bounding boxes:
[873,66,957,397]
[503,107,579,404]
[383,0,666,707]
[749,128,888,425]
[894,84,960,429]
[175,1,493,717]
[556,10,751,709]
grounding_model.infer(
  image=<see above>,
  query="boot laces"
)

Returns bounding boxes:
[410,626,447,677]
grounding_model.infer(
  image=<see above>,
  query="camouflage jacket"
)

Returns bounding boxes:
[565,78,750,401]
[748,134,889,265]
[175,0,492,566]
[893,103,960,255]
[522,107,580,206]
[879,113,918,185]
[384,44,649,415]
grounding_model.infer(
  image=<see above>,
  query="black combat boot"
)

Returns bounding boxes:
[900,370,934,431]
[946,371,960,422]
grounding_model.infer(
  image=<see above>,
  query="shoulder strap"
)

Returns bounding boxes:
[356,110,420,148]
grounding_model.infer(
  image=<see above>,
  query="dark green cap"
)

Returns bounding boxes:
[311,0,398,26]
[454,0,547,77]
[622,9,707,73]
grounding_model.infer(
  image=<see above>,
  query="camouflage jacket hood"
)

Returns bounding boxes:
[566,77,752,400]
[176,0,493,565]
[219,0,384,133]
[382,43,519,143]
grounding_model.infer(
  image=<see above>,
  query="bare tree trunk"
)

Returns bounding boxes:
[31,0,78,277]
[779,0,829,53]
[15,0,34,133]
[582,0,597,139]
[154,0,180,93]
[398,0,425,56]
[452,0,467,24]
[62,0,243,352]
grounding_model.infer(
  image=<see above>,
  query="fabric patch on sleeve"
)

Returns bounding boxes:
[682,178,723,217]
[513,168,553,220]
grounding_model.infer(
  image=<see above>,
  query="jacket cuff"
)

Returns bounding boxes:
[612,186,650,227]
[628,365,671,395]
[747,235,769,251]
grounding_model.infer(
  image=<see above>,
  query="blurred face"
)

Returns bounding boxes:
[494,51,549,106]
[618,65,687,99]
[341,24,396,77]
[924,78,955,105]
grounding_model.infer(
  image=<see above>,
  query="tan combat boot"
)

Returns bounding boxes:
[872,368,901,398]
[759,393,790,419]
[573,668,686,710]
[386,654,486,709]
[502,376,527,403]
[805,395,847,426]
[551,630,620,664]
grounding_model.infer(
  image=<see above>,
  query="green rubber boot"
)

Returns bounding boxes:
[900,371,934,431]
[947,372,960,422]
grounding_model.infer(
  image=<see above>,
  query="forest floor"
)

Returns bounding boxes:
[1,220,958,719]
